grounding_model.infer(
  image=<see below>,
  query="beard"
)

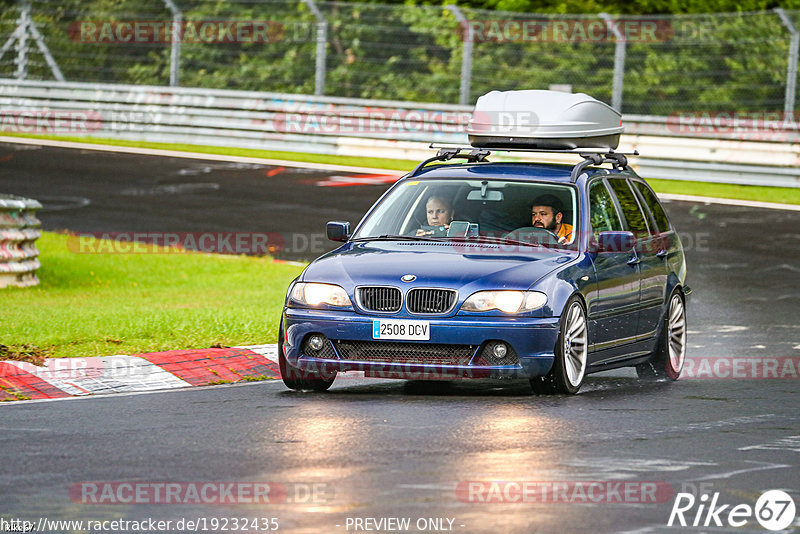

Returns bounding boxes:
[534,219,558,231]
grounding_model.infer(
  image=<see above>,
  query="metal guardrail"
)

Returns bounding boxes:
[1,79,799,187]
[0,194,41,288]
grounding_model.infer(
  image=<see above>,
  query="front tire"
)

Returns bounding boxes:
[278,320,336,392]
[530,296,588,395]
[636,290,686,381]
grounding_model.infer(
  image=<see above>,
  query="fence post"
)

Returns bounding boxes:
[776,9,799,122]
[0,0,64,81]
[27,17,65,81]
[163,0,182,87]
[301,0,327,96]
[446,5,473,106]
[600,13,626,112]
[14,0,31,80]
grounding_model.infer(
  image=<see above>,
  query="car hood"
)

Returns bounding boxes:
[301,240,577,292]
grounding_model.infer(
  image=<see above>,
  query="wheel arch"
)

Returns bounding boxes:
[666,274,685,302]
[543,280,590,319]
[530,259,593,318]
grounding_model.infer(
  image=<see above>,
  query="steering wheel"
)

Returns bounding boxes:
[502,226,560,244]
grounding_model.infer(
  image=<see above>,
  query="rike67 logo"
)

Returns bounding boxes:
[668,489,796,531]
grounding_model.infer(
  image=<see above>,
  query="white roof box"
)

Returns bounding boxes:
[466,90,623,150]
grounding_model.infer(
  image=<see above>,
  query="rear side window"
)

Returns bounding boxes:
[607,179,649,234]
[589,180,622,235]
[633,181,671,233]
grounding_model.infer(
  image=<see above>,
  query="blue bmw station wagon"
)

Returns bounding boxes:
[278,146,690,394]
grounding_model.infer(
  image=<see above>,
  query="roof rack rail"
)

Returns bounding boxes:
[421,144,640,183]
[408,147,490,177]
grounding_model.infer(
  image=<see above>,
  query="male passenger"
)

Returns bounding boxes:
[529,194,573,243]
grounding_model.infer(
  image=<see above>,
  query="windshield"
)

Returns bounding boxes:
[353,178,578,248]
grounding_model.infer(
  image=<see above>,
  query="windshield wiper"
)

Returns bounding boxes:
[352,234,560,249]
[447,235,548,248]
[351,234,443,242]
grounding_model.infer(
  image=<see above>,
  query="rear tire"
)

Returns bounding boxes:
[530,296,588,395]
[278,320,336,392]
[636,290,686,381]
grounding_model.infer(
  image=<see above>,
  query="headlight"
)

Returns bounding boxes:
[460,290,547,313]
[290,282,352,307]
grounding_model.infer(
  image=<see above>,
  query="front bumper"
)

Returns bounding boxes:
[282,308,559,380]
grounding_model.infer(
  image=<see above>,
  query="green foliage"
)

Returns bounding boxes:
[417,0,800,14]
[1,0,798,113]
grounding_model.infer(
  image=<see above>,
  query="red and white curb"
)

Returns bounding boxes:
[8,343,787,402]
[0,345,280,402]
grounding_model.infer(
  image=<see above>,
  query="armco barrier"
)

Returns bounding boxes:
[0,194,42,288]
[1,79,799,187]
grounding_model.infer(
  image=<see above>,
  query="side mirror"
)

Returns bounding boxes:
[595,231,635,253]
[326,221,350,242]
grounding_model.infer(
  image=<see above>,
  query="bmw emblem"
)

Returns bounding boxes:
[401,274,416,282]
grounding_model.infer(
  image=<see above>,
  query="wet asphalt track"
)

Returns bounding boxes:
[1,141,799,533]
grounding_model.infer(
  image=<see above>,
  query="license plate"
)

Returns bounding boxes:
[372,319,430,340]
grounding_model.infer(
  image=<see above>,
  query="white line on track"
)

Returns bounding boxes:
[0,136,407,175]
[688,461,793,482]
[658,192,800,211]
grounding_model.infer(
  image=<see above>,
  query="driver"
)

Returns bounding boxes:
[416,196,454,236]
[529,194,573,244]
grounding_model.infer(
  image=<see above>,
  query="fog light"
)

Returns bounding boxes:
[308,335,325,352]
[492,343,508,359]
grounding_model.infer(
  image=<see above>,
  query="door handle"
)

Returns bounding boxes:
[627,256,640,265]
[656,249,668,258]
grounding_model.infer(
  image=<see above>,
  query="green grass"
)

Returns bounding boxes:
[645,178,800,205]
[240,374,273,382]
[0,132,416,172]
[4,132,799,205]
[2,232,304,359]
